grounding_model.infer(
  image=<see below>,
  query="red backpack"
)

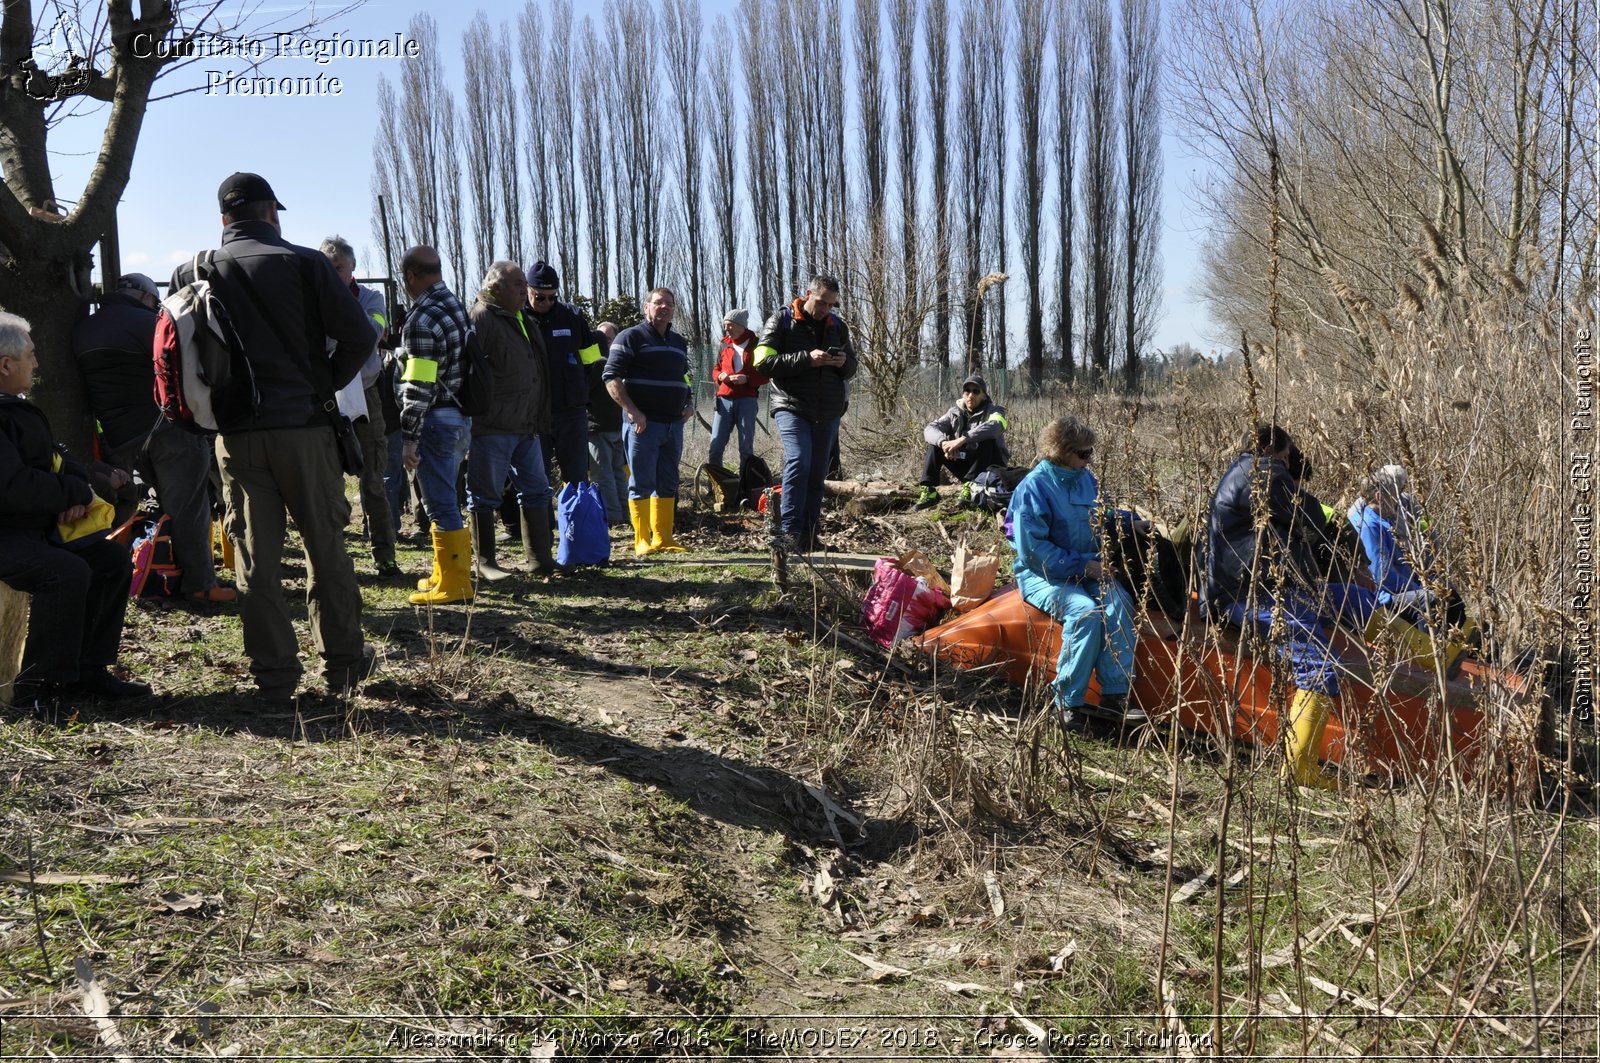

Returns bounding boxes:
[129,515,183,598]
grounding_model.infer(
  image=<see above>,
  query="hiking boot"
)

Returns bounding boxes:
[1058,706,1088,733]
[1096,693,1149,727]
[73,669,152,700]
[187,585,238,604]
[912,486,939,511]
[958,482,973,507]
[374,559,404,579]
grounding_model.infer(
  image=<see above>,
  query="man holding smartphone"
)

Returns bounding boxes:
[751,274,858,552]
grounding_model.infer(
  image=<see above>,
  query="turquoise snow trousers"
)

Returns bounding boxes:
[1018,573,1136,708]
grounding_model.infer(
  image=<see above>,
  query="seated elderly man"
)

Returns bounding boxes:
[913,374,1009,510]
[0,312,149,712]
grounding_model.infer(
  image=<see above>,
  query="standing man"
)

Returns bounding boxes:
[708,309,769,471]
[319,236,400,578]
[912,374,1010,509]
[73,273,236,602]
[525,261,607,485]
[396,246,477,606]
[466,261,556,579]
[604,289,693,556]
[752,274,858,552]
[170,173,374,704]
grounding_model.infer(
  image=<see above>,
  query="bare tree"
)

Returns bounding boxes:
[0,0,380,446]
[924,0,952,365]
[1014,0,1052,390]
[518,1,549,265]
[577,17,611,300]
[606,0,662,295]
[706,13,741,315]
[371,74,412,277]
[855,0,887,256]
[663,0,707,344]
[492,29,523,267]
[1079,0,1121,378]
[1119,0,1161,390]
[400,13,446,248]
[741,0,783,311]
[461,13,497,285]
[983,14,1011,373]
[438,90,468,298]
[1052,0,1081,379]
[955,3,997,369]
[546,0,580,287]
[820,0,851,280]
[892,0,921,358]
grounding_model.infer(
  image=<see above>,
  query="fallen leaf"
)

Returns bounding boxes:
[334,841,363,854]
[607,978,630,991]
[156,892,206,913]
[739,649,759,665]
[463,842,497,863]
[983,871,1005,918]
[509,882,544,901]
[845,950,910,982]
[935,979,991,996]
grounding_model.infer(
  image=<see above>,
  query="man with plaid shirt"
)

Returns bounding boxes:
[397,246,476,605]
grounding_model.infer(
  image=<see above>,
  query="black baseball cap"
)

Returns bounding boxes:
[217,172,286,213]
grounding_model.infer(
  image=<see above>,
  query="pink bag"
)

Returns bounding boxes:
[862,553,952,647]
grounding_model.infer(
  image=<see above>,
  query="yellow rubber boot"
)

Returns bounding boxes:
[415,524,443,592]
[409,526,475,605]
[1364,607,1472,677]
[650,496,687,553]
[629,499,655,557]
[1283,690,1340,791]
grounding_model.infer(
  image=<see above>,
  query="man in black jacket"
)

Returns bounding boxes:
[0,313,148,712]
[169,173,375,704]
[752,274,858,551]
[73,273,236,603]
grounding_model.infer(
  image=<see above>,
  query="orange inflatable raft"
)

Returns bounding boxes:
[917,587,1536,786]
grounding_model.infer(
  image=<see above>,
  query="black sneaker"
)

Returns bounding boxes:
[374,559,404,579]
[912,487,939,511]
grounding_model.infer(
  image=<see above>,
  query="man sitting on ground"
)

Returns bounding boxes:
[913,374,1009,510]
[0,312,149,712]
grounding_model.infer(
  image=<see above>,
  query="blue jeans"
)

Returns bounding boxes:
[1018,572,1136,708]
[624,417,684,499]
[416,405,470,532]
[467,432,551,512]
[384,430,407,526]
[588,427,630,524]
[1223,589,1340,696]
[773,410,838,543]
[708,396,758,469]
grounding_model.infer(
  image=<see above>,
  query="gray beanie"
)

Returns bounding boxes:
[723,308,750,331]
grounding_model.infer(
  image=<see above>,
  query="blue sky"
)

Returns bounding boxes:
[45,0,1220,357]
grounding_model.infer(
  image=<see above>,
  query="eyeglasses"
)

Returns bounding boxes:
[1073,448,1094,460]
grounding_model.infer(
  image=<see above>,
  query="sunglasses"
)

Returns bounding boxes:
[1073,448,1094,460]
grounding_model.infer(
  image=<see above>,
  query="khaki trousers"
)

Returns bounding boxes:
[216,427,365,693]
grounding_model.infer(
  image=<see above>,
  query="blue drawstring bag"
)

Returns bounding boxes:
[557,481,610,566]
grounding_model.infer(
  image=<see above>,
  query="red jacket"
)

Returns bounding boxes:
[713,331,769,399]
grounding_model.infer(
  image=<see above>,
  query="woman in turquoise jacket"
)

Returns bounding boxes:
[1009,415,1142,727]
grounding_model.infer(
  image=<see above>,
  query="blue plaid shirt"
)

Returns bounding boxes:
[397,281,472,442]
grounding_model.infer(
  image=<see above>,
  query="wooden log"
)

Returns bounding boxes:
[0,581,27,705]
